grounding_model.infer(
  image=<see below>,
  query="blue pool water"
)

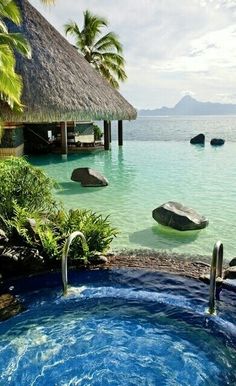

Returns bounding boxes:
[29,133,236,259]
[0,270,236,385]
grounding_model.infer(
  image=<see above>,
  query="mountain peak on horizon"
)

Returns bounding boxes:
[175,95,196,107]
[180,94,195,101]
[138,96,236,116]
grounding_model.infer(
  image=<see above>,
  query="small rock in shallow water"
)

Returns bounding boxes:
[190,134,205,145]
[71,167,108,187]
[224,266,236,279]
[210,138,225,146]
[229,258,236,267]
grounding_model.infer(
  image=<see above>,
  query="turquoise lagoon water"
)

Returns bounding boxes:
[29,116,236,260]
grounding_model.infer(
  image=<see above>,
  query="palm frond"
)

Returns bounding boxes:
[98,63,119,89]
[0,45,23,110]
[64,21,81,37]
[64,21,87,52]
[92,51,125,66]
[82,10,108,47]
[0,0,32,112]
[92,51,127,84]
[83,10,107,30]
[0,33,31,58]
[94,32,123,53]
[0,0,21,25]
[0,68,23,110]
[0,19,8,33]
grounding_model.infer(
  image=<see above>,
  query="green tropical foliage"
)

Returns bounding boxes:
[0,0,31,111]
[5,203,60,258]
[93,124,103,140]
[0,0,31,140]
[0,0,54,117]
[0,157,58,221]
[54,209,118,259]
[65,10,127,89]
[0,158,117,264]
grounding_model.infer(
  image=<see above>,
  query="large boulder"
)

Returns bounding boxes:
[152,201,209,231]
[210,138,225,146]
[190,133,205,145]
[71,168,108,187]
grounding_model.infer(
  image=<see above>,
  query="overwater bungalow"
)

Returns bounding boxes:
[0,0,136,157]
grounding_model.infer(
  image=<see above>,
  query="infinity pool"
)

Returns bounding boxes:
[29,140,236,260]
[0,270,235,385]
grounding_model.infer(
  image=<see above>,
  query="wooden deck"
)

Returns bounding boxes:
[52,142,104,153]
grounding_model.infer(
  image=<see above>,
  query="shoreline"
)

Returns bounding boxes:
[104,250,212,280]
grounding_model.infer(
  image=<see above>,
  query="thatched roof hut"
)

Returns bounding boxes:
[1,0,136,123]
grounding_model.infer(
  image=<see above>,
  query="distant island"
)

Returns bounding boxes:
[139,95,236,116]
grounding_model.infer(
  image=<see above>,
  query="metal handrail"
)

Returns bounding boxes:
[208,241,223,315]
[61,231,87,295]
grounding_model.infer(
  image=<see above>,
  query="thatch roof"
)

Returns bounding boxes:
[1,0,136,122]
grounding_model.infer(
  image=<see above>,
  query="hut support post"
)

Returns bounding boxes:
[109,121,112,143]
[60,121,68,155]
[118,120,123,146]
[104,121,110,150]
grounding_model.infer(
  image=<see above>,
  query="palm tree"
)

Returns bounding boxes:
[0,0,31,139]
[0,0,56,141]
[0,0,55,112]
[65,10,127,89]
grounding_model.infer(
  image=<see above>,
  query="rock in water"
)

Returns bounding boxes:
[224,266,236,280]
[71,168,108,187]
[152,201,209,231]
[0,294,24,321]
[210,138,225,146]
[190,134,205,145]
[229,258,236,267]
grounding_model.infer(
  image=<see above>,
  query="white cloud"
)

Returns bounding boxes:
[181,90,196,97]
[149,25,236,74]
[215,93,236,103]
[30,0,236,108]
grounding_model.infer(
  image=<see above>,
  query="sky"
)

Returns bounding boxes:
[31,0,236,109]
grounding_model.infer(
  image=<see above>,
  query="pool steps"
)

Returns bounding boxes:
[62,231,87,295]
[208,241,224,315]
[61,234,224,315]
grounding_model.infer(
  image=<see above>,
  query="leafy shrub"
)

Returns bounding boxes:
[5,203,60,258]
[0,157,58,222]
[93,125,103,140]
[55,209,118,259]
[0,158,118,265]
[5,206,117,261]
